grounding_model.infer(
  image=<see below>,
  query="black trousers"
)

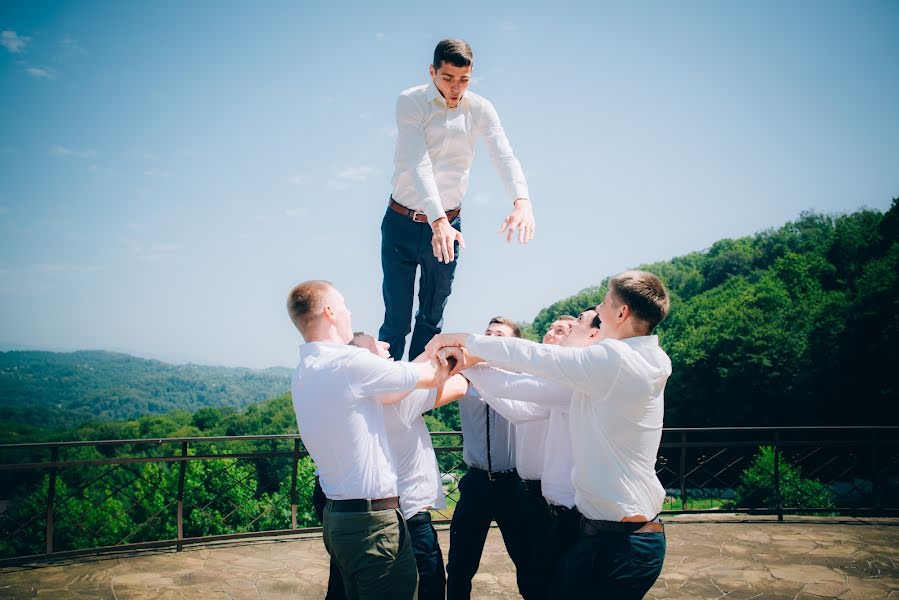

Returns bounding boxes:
[512,481,549,600]
[315,478,446,600]
[531,505,582,600]
[446,468,525,600]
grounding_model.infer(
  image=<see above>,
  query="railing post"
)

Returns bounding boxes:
[290,439,300,529]
[45,447,58,555]
[871,430,883,513]
[176,441,188,551]
[679,431,687,510]
[773,432,783,522]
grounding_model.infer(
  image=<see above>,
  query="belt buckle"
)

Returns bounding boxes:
[410,210,428,223]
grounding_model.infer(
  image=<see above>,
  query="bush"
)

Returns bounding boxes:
[732,446,835,511]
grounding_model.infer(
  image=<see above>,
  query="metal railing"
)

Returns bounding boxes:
[1,427,897,562]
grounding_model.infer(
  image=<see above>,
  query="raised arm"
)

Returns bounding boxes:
[476,99,534,243]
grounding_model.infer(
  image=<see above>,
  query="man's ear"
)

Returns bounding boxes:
[429,63,437,79]
[322,305,335,322]
[617,303,630,323]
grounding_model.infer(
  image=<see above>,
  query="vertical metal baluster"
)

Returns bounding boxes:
[177,441,188,551]
[46,447,58,555]
[291,439,300,530]
[774,432,783,522]
[679,431,687,510]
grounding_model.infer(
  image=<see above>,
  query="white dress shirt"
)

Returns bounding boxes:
[384,389,448,520]
[465,366,577,507]
[391,81,529,224]
[290,342,417,501]
[464,367,548,481]
[466,335,672,521]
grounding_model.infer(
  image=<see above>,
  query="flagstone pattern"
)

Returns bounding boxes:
[0,516,896,599]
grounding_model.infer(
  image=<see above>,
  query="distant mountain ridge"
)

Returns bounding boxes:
[0,350,290,431]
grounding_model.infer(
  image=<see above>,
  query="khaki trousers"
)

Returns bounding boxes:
[323,503,419,600]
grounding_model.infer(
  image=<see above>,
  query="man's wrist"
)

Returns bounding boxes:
[513,198,530,207]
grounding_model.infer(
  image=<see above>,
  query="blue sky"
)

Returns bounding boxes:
[1,1,897,368]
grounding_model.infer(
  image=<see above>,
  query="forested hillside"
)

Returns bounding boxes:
[0,350,290,432]
[527,200,899,427]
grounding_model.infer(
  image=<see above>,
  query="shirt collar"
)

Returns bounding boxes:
[427,79,466,109]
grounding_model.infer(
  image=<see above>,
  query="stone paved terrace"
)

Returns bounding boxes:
[1,516,897,599]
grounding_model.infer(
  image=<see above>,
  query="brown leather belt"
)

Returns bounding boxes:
[581,517,664,535]
[326,496,400,513]
[390,198,460,224]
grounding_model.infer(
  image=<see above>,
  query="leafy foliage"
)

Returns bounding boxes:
[731,446,835,511]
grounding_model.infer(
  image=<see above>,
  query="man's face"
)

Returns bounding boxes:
[563,310,600,347]
[484,322,515,337]
[596,290,621,339]
[542,319,573,345]
[351,333,391,359]
[429,61,472,108]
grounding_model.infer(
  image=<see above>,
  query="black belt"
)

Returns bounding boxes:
[390,197,460,223]
[549,504,580,519]
[521,479,543,495]
[581,517,664,535]
[406,511,432,526]
[468,466,519,482]
[326,496,400,513]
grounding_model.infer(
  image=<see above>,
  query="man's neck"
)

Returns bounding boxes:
[303,327,349,345]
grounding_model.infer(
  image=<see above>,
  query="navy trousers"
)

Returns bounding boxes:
[406,511,447,600]
[379,204,461,361]
[551,528,666,599]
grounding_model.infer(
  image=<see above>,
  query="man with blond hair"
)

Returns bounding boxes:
[287,280,455,599]
[428,271,672,598]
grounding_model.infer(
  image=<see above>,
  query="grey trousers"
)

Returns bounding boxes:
[323,504,419,600]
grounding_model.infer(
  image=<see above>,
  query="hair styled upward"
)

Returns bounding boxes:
[286,280,333,336]
[487,315,522,338]
[608,271,670,334]
[433,38,473,69]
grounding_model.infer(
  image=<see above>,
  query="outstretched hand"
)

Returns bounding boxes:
[498,198,535,243]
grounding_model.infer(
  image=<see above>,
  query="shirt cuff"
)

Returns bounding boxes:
[511,185,530,203]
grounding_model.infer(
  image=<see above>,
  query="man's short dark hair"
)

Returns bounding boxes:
[609,271,670,334]
[488,315,521,338]
[433,38,473,69]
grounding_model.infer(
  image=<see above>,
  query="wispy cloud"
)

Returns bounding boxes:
[0,206,9,216]
[134,243,178,261]
[143,168,170,178]
[287,174,306,185]
[285,207,306,218]
[1,30,29,53]
[375,32,385,42]
[50,144,96,159]
[499,21,519,33]
[336,165,380,182]
[384,126,398,139]
[26,66,57,79]
[58,36,87,56]
[358,111,373,120]
[472,191,492,205]
[324,179,350,192]
[31,263,105,274]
